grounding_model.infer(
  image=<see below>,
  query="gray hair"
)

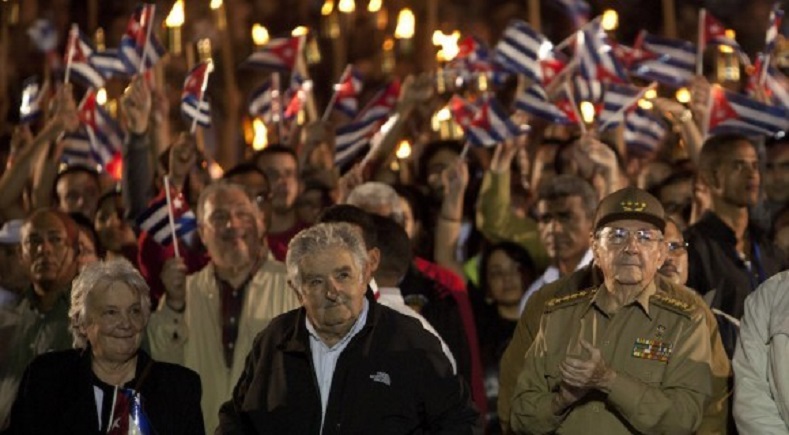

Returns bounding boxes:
[195,180,256,223]
[537,174,599,220]
[68,258,151,348]
[286,223,369,289]
[346,182,404,225]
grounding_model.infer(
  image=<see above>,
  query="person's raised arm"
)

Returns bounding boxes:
[435,158,469,279]
[120,77,155,222]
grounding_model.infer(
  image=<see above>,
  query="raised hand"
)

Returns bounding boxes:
[50,84,80,133]
[397,73,435,114]
[120,77,153,135]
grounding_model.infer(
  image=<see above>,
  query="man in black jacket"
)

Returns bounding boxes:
[218,223,479,434]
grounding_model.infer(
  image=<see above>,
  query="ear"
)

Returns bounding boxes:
[699,169,724,197]
[367,248,381,274]
[590,232,601,263]
[287,279,304,303]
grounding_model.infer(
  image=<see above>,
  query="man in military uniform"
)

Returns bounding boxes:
[510,187,714,434]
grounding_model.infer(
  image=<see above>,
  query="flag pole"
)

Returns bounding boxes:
[163,175,181,258]
[563,81,587,135]
[272,72,285,142]
[598,82,658,131]
[322,64,350,122]
[459,141,471,160]
[553,16,601,53]
[64,24,78,85]
[139,5,156,75]
[696,8,706,76]
[190,60,213,135]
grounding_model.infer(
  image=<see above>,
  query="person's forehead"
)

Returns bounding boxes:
[207,188,253,208]
[230,172,269,191]
[602,219,660,231]
[663,222,684,241]
[724,141,758,160]
[23,213,68,235]
[259,153,297,170]
[300,247,357,272]
[427,149,459,168]
[539,195,586,213]
[58,172,97,188]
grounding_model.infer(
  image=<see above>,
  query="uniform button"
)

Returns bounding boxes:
[230,317,236,324]
[228,342,234,349]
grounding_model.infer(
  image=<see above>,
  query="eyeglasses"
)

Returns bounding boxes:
[596,227,663,247]
[667,241,689,253]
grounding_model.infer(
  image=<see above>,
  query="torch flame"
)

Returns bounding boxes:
[394,8,415,39]
[252,119,268,150]
[432,30,461,62]
[165,0,185,27]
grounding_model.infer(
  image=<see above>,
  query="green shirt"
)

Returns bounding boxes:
[511,281,713,434]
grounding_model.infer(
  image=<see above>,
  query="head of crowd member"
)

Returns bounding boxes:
[68,259,150,364]
[763,136,789,204]
[370,214,412,288]
[296,179,335,225]
[20,209,80,300]
[771,204,789,256]
[346,182,404,225]
[94,190,136,255]
[69,212,102,270]
[698,134,760,209]
[0,219,29,296]
[393,185,427,246]
[650,170,695,231]
[591,187,667,291]
[478,242,536,321]
[196,181,266,272]
[286,223,371,346]
[253,145,301,216]
[535,175,598,265]
[317,204,380,275]
[418,140,463,202]
[222,162,272,214]
[658,217,689,286]
[54,165,101,220]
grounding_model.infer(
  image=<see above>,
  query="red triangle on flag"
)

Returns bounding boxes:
[708,86,739,130]
[540,58,566,86]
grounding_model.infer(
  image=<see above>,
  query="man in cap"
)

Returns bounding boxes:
[510,187,714,434]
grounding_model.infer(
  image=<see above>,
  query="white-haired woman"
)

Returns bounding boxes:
[7,259,204,434]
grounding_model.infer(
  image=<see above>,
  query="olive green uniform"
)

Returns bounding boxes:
[511,281,713,434]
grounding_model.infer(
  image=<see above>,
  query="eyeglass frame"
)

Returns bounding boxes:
[594,227,664,247]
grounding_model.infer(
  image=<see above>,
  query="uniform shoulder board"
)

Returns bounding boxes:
[650,292,696,317]
[545,288,596,312]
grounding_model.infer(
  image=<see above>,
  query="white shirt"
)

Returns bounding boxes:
[306,298,370,433]
[518,249,594,315]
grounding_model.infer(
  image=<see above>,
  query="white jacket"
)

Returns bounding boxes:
[733,270,789,434]
[148,257,301,433]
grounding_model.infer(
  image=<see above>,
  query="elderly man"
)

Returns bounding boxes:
[147,181,300,433]
[0,209,80,428]
[510,187,714,434]
[218,223,479,433]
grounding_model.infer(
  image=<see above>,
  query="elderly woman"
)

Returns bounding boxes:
[7,259,204,434]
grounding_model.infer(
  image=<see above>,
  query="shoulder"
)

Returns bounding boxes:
[649,287,699,319]
[543,287,596,313]
[258,258,288,276]
[27,349,82,372]
[149,359,201,385]
[746,270,789,312]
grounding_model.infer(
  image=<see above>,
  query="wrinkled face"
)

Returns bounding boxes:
[0,244,27,293]
[294,248,367,341]
[21,213,76,287]
[258,153,300,213]
[536,196,593,262]
[764,143,789,203]
[592,219,666,287]
[56,172,100,220]
[486,249,527,306]
[76,229,99,271]
[658,222,688,286]
[94,196,133,252]
[83,282,145,364]
[713,141,760,207]
[426,148,459,201]
[199,188,264,269]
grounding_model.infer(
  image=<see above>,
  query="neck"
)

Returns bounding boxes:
[712,198,749,241]
[557,250,587,276]
[32,282,66,313]
[604,281,644,312]
[92,354,138,386]
[497,303,521,321]
[215,260,257,289]
[269,208,297,234]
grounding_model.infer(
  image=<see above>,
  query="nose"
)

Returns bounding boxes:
[325,278,341,301]
[623,234,641,253]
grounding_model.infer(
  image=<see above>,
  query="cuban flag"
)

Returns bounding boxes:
[539,56,570,87]
[765,5,784,54]
[78,90,124,166]
[514,84,577,124]
[572,75,603,103]
[92,49,134,80]
[708,85,789,137]
[448,36,494,77]
[136,188,198,247]
[753,55,789,109]
[627,31,696,87]
[703,12,743,52]
[449,95,523,147]
[248,80,275,121]
[598,82,643,130]
[624,106,667,155]
[242,36,303,71]
[494,20,552,82]
[331,66,363,118]
[334,80,400,167]
[27,19,57,53]
[60,132,98,167]
[551,0,591,28]
[119,4,167,74]
[181,62,213,128]
[19,77,44,124]
[284,72,309,121]
[577,23,628,83]
[64,26,106,89]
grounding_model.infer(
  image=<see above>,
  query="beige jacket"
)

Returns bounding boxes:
[148,257,301,433]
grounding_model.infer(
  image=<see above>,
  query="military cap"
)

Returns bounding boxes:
[593,186,666,232]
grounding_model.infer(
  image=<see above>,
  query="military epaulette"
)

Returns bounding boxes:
[650,293,695,317]
[545,288,596,312]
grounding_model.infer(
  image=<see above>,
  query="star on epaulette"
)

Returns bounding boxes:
[545,288,596,312]
[650,293,695,317]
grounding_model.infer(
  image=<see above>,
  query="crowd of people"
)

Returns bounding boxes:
[0,1,788,435]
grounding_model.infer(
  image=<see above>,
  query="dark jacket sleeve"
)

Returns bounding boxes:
[122,132,155,223]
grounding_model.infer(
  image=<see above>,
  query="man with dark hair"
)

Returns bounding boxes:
[223,162,271,214]
[54,165,102,221]
[253,145,308,260]
[686,134,787,356]
[0,209,80,427]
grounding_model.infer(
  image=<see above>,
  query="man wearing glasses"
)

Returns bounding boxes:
[510,187,715,434]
